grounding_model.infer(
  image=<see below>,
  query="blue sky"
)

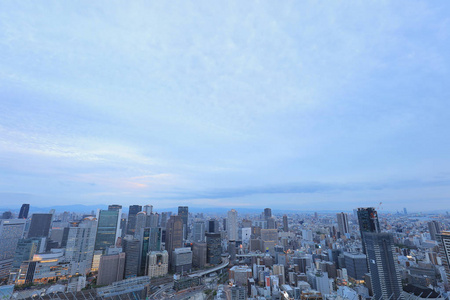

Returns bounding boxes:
[1,1,449,211]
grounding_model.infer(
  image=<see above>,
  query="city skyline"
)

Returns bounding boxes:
[1,2,450,211]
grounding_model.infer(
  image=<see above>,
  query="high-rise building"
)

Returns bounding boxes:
[357,207,380,254]
[0,219,26,280]
[172,247,192,273]
[63,217,97,275]
[122,235,140,278]
[208,219,219,233]
[428,221,441,241]
[27,213,52,238]
[166,216,183,264]
[364,232,403,300]
[127,205,142,235]
[97,252,126,286]
[336,212,350,236]
[343,252,368,280]
[143,205,153,215]
[192,242,207,268]
[147,251,168,278]
[227,209,238,241]
[178,206,189,240]
[18,204,30,219]
[437,231,450,288]
[282,215,288,232]
[193,221,205,242]
[108,204,122,211]
[264,208,272,219]
[95,208,122,252]
[206,233,222,265]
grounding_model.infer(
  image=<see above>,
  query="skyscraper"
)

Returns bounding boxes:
[206,233,221,265]
[437,231,450,288]
[0,219,26,280]
[166,216,183,264]
[143,205,153,215]
[27,213,52,238]
[193,221,205,242]
[357,207,380,254]
[108,204,122,211]
[127,205,142,235]
[95,208,122,252]
[227,209,238,241]
[264,208,272,219]
[97,252,126,286]
[178,206,189,240]
[364,232,403,300]
[63,217,97,275]
[208,219,219,233]
[282,215,288,232]
[122,235,140,278]
[336,212,350,236]
[428,221,441,241]
[18,204,30,219]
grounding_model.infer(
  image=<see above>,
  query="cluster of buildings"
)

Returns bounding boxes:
[0,204,450,300]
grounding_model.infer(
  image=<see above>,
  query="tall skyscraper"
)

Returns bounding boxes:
[178,206,189,240]
[364,232,403,300]
[127,205,142,235]
[437,231,450,288]
[95,208,122,252]
[63,217,98,275]
[206,233,221,265]
[0,219,26,280]
[165,216,183,264]
[122,235,140,278]
[143,205,153,215]
[193,221,205,242]
[282,215,288,232]
[428,221,442,241]
[227,209,238,241]
[357,207,380,254]
[336,212,350,236]
[208,219,219,233]
[27,213,52,238]
[18,204,30,219]
[264,208,272,219]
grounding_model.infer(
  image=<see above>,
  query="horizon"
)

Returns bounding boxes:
[1,2,450,211]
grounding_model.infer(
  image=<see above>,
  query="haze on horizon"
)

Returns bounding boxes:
[1,1,450,212]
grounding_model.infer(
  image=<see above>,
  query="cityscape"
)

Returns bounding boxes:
[2,1,450,300]
[0,204,449,299]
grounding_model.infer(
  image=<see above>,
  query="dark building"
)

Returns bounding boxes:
[264,208,272,219]
[428,221,441,241]
[122,236,140,279]
[18,204,30,219]
[206,232,221,265]
[108,204,122,211]
[208,219,220,233]
[282,215,288,232]
[166,216,183,264]
[27,213,52,238]
[2,211,12,219]
[127,205,142,235]
[344,252,368,280]
[178,206,189,240]
[357,207,380,254]
[192,242,207,268]
[364,232,403,300]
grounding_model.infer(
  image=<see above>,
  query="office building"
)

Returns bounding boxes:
[127,205,142,235]
[63,217,97,275]
[15,252,70,285]
[143,205,153,215]
[0,219,26,280]
[95,208,122,252]
[364,232,403,300]
[178,206,189,240]
[172,247,192,273]
[27,213,52,238]
[97,252,126,286]
[166,215,183,264]
[208,219,219,233]
[336,212,350,236]
[343,252,368,281]
[122,235,140,278]
[264,208,272,219]
[428,221,442,241]
[357,207,380,254]
[228,209,238,241]
[206,232,222,265]
[282,215,289,232]
[193,221,205,242]
[147,250,169,278]
[192,242,207,268]
[18,204,30,219]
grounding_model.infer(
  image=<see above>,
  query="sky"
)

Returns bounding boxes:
[1,1,450,212]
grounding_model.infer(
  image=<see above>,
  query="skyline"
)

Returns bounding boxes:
[1,1,450,211]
